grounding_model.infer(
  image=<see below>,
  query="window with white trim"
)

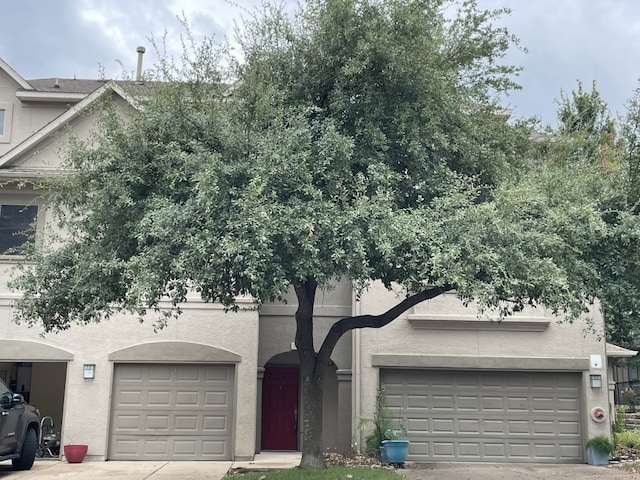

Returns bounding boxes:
[0,103,13,142]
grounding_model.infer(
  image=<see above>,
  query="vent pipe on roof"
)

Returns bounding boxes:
[135,46,146,84]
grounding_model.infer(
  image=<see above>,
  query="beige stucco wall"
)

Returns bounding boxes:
[354,282,612,451]
[0,298,260,461]
[258,278,353,369]
[0,71,68,156]
[257,278,354,452]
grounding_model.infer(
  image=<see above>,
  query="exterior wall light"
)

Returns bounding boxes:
[590,374,602,388]
[83,364,96,379]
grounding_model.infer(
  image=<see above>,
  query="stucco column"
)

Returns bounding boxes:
[337,369,352,452]
[256,367,264,453]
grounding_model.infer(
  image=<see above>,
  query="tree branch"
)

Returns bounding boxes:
[317,284,454,365]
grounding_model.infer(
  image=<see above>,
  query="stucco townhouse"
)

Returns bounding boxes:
[0,52,634,464]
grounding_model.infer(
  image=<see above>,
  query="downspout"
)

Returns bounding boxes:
[352,287,362,453]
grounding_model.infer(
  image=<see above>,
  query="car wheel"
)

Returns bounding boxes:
[12,428,37,470]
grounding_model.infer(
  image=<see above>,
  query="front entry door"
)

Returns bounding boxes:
[261,366,299,450]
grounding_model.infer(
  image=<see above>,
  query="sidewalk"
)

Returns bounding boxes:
[4,454,639,480]
[0,452,302,479]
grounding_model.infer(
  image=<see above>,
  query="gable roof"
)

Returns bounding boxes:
[0,57,33,90]
[0,81,139,172]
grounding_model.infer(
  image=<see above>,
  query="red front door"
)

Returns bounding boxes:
[261,366,299,450]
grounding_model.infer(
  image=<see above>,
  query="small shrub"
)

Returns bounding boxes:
[356,387,406,456]
[614,406,627,435]
[615,429,640,449]
[623,387,638,412]
[586,435,615,455]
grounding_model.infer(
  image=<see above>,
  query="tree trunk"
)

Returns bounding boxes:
[294,278,327,469]
[293,280,453,468]
[299,356,325,468]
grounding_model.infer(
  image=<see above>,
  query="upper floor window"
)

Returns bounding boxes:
[0,103,12,142]
[0,204,38,255]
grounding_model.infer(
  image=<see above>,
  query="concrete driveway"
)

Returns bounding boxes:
[2,458,640,480]
[401,462,640,480]
[0,460,232,479]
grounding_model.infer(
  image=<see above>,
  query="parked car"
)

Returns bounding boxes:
[0,378,40,470]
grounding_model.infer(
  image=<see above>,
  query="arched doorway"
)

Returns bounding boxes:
[260,352,341,452]
[261,363,299,450]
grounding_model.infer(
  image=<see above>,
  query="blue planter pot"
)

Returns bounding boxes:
[382,440,409,464]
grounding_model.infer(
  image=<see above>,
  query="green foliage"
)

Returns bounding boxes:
[614,406,627,435]
[357,387,406,456]
[10,0,542,333]
[623,387,639,409]
[540,79,640,346]
[615,430,640,449]
[585,435,615,455]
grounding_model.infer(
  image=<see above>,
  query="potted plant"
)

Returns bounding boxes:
[63,444,88,463]
[585,435,614,465]
[357,387,409,464]
[381,426,409,465]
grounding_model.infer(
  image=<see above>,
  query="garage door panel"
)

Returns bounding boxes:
[110,364,234,460]
[483,420,505,433]
[148,367,173,381]
[558,421,580,435]
[458,396,479,410]
[433,395,454,409]
[205,391,230,406]
[483,397,504,410]
[381,370,582,463]
[484,443,505,457]
[147,390,172,405]
[460,443,480,457]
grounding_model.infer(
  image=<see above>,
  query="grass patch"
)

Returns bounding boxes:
[223,467,403,479]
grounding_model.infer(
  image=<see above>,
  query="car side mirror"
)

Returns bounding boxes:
[11,393,24,405]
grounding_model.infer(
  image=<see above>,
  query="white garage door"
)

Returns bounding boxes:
[381,369,582,463]
[110,364,234,460]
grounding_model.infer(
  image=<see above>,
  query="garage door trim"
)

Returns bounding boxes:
[0,340,73,361]
[109,341,240,363]
[373,354,589,371]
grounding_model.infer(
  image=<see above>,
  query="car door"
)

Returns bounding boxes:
[0,381,21,455]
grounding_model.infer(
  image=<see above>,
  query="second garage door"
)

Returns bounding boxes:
[110,363,234,460]
[381,369,583,463]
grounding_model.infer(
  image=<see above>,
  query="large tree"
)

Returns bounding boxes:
[544,80,640,348]
[10,0,632,468]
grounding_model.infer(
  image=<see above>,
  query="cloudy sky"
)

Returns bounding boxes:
[2,0,639,127]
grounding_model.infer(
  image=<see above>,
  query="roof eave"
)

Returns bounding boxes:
[0,57,33,90]
[606,342,638,358]
[16,91,87,103]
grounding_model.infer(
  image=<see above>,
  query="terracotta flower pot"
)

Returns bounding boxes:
[64,444,88,463]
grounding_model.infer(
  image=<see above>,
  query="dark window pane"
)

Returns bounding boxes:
[0,109,5,135]
[0,204,38,254]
